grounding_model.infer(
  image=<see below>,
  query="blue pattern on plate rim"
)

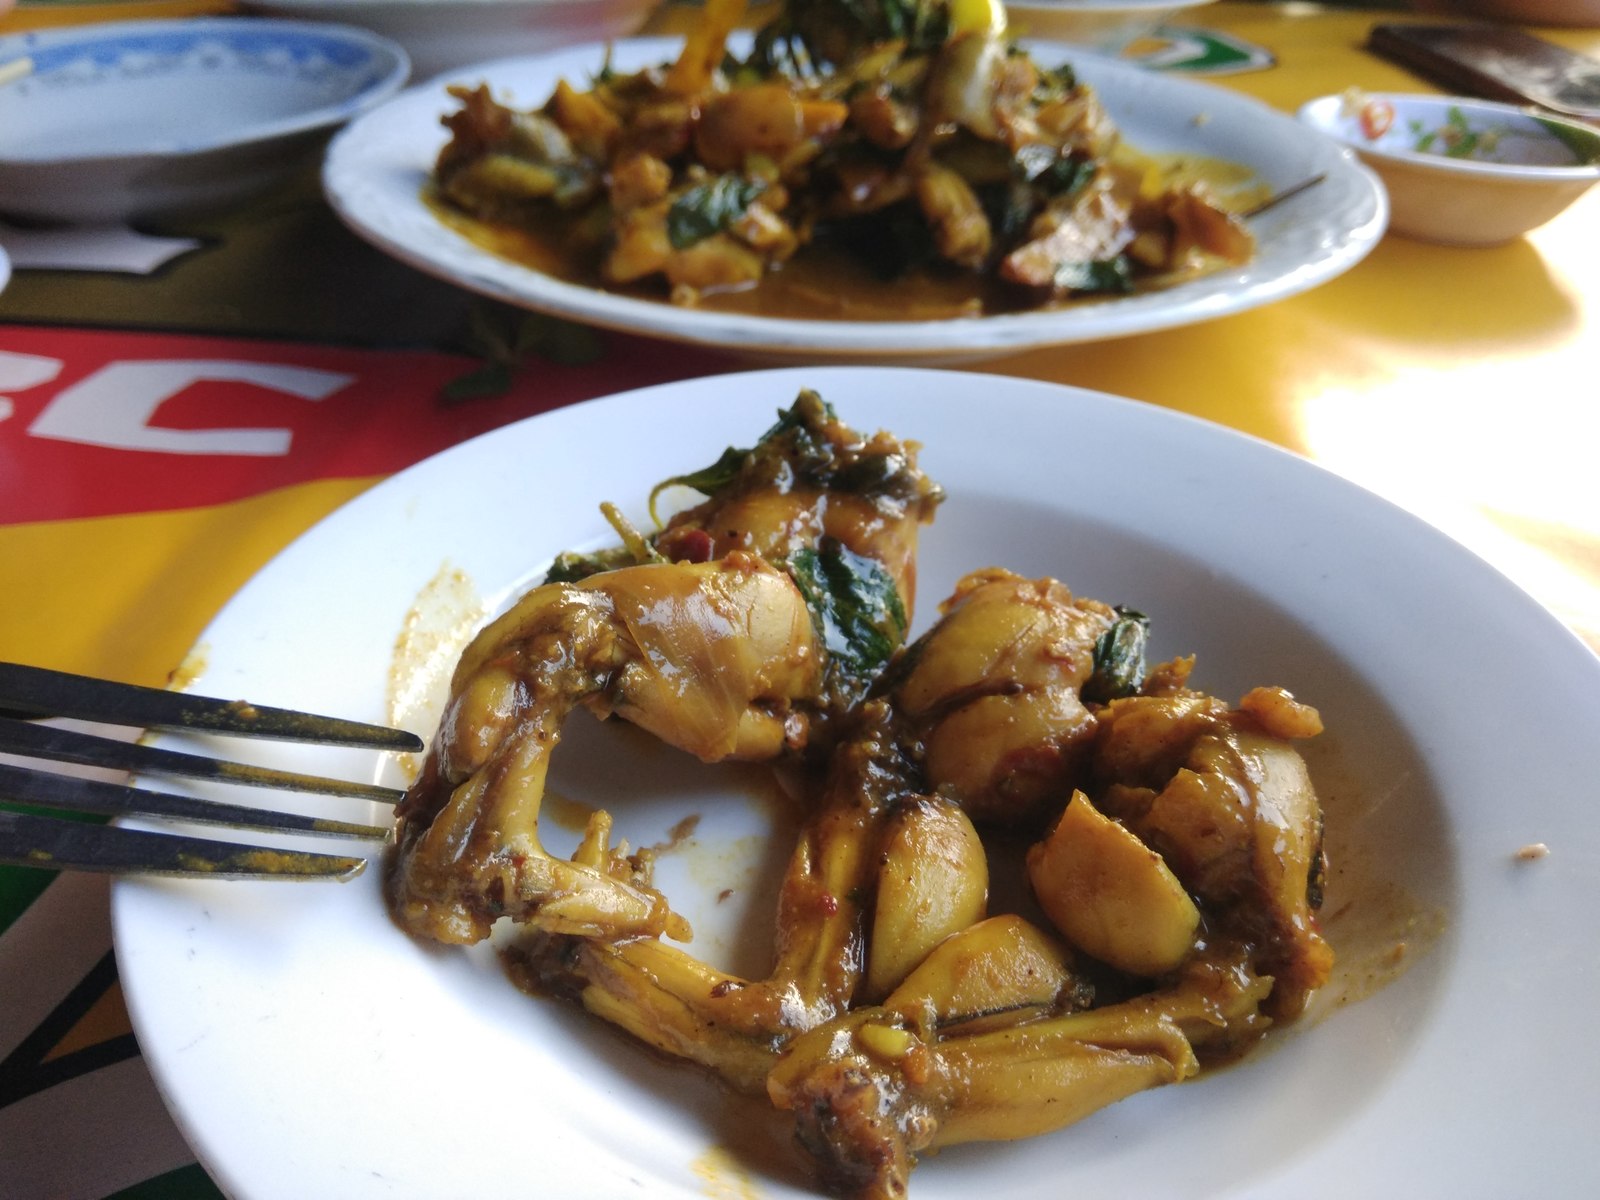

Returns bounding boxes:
[4,25,396,103]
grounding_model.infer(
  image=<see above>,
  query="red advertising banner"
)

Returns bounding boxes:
[0,324,729,524]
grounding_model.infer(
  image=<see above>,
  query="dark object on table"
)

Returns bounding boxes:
[1368,22,1600,122]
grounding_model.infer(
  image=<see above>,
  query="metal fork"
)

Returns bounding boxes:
[0,661,423,881]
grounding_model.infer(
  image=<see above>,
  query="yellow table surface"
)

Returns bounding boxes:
[1,4,1598,1197]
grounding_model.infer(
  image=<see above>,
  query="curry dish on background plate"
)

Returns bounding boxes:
[426,0,1262,319]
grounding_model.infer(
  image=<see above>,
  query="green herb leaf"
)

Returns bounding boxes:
[515,312,605,365]
[1033,154,1096,197]
[789,541,907,680]
[653,446,751,503]
[759,389,836,440]
[543,547,634,584]
[667,176,766,249]
[1534,115,1600,165]
[441,302,605,403]
[1051,255,1133,295]
[1083,606,1150,703]
[1038,62,1079,98]
[440,360,516,404]
[648,391,836,520]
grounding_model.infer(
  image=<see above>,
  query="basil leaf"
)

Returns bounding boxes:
[1084,606,1149,703]
[879,0,950,49]
[651,446,750,504]
[1033,154,1096,198]
[1534,115,1600,165]
[1034,62,1080,102]
[512,312,604,366]
[666,175,766,249]
[760,389,836,439]
[789,542,907,680]
[648,391,835,519]
[1052,254,1133,295]
[441,305,602,403]
[440,360,515,404]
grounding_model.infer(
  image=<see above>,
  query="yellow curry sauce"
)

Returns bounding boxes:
[426,145,1269,321]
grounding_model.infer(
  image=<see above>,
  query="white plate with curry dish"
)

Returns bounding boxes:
[322,36,1386,362]
[114,366,1599,1198]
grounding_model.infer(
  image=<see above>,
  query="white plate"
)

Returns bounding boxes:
[245,0,658,82]
[0,243,10,296]
[0,17,410,224]
[1005,0,1216,52]
[323,38,1386,362]
[114,367,1598,1198]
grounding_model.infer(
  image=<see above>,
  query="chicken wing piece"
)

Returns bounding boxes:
[388,393,942,947]
[768,925,1271,1200]
[888,568,1117,824]
[389,556,822,946]
[511,696,925,1093]
[1090,691,1333,1017]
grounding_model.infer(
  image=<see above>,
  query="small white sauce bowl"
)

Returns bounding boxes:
[1298,91,1600,246]
[0,17,410,224]
[246,0,663,81]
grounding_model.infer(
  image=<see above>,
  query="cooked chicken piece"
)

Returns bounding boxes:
[865,794,988,999]
[434,85,600,214]
[388,556,822,946]
[605,202,772,293]
[1092,693,1333,1017]
[516,697,923,1093]
[849,86,921,150]
[607,151,673,211]
[546,78,621,161]
[914,162,992,268]
[769,937,1271,1200]
[390,392,942,948]
[890,569,1115,824]
[1000,173,1137,292]
[694,84,849,173]
[1027,789,1201,977]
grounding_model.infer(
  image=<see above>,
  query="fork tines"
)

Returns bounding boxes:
[0,662,424,881]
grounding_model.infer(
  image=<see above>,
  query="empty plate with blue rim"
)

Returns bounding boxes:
[0,17,410,224]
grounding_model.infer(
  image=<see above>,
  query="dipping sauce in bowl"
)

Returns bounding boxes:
[1298,90,1600,246]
